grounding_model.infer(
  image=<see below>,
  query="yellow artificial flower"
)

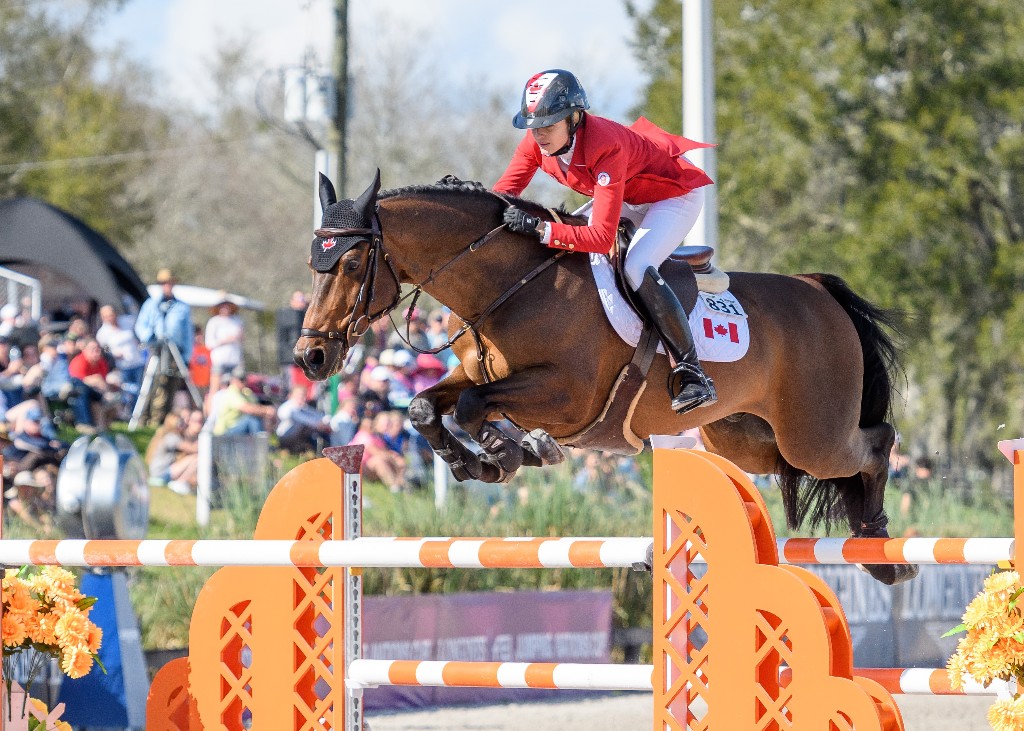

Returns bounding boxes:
[984,571,1022,595]
[2,613,28,648]
[54,607,91,648]
[988,695,1024,731]
[60,645,94,679]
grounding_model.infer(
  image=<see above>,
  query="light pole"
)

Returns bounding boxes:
[682,0,718,253]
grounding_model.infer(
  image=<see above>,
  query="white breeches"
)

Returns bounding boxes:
[575,187,705,290]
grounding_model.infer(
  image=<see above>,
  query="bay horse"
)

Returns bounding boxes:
[295,171,916,585]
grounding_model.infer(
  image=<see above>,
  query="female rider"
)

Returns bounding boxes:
[494,69,717,415]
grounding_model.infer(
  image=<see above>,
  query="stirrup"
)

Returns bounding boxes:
[668,362,717,414]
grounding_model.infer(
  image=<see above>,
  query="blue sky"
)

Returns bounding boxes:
[93,0,655,120]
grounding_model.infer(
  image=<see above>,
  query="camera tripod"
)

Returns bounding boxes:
[128,338,203,430]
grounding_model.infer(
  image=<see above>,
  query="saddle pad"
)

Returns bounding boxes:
[590,253,750,363]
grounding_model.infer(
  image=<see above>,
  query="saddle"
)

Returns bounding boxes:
[557,222,709,455]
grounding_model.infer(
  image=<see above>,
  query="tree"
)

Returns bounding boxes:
[0,0,169,246]
[626,0,1024,478]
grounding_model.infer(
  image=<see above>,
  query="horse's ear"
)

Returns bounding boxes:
[354,168,381,218]
[318,173,337,210]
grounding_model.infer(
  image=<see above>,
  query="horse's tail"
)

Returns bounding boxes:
[778,273,903,530]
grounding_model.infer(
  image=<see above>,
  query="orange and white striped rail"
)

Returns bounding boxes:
[347,659,654,691]
[777,536,1013,565]
[0,535,1012,569]
[0,536,652,569]
[855,668,1013,696]
[346,660,1007,697]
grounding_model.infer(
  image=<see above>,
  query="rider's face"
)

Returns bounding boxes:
[531,119,570,155]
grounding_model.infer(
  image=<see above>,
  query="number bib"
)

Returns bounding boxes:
[687,291,750,362]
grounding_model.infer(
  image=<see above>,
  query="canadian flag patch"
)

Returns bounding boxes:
[688,291,750,362]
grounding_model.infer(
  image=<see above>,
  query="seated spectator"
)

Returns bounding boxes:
[2,403,66,477]
[146,412,186,487]
[169,409,204,493]
[96,305,145,407]
[359,366,394,416]
[276,386,331,455]
[0,336,25,405]
[329,397,360,447]
[210,366,275,436]
[387,350,417,408]
[412,353,447,392]
[350,414,406,492]
[3,467,58,534]
[147,409,203,495]
[68,338,118,432]
[387,307,432,352]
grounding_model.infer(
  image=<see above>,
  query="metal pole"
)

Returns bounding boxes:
[329,0,348,197]
[682,0,718,252]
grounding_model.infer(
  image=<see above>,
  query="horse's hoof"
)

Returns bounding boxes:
[859,562,920,586]
[522,428,565,466]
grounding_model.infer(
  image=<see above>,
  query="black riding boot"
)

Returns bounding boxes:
[633,266,718,414]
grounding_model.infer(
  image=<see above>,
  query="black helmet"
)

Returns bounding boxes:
[512,69,589,129]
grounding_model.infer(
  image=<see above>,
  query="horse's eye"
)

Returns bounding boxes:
[344,258,361,273]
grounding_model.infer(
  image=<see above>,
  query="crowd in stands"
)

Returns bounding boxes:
[1,280,653,536]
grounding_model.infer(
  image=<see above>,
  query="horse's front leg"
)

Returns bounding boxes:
[451,367,567,484]
[408,364,488,483]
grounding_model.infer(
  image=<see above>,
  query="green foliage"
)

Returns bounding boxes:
[626,0,1024,474]
[0,0,168,246]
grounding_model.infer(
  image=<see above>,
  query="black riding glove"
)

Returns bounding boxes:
[503,206,544,238]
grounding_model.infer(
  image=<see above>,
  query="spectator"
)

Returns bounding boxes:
[189,325,212,395]
[96,304,145,409]
[3,467,57,534]
[210,366,274,436]
[134,268,193,427]
[205,294,244,393]
[387,350,417,408]
[68,338,117,432]
[168,409,204,493]
[412,353,447,392]
[329,397,360,447]
[350,414,406,492]
[387,307,432,351]
[146,412,186,488]
[276,385,331,455]
[0,336,24,405]
[425,308,453,363]
[359,366,394,416]
[0,304,18,338]
[2,403,66,476]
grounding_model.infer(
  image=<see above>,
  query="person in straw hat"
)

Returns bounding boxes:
[205,291,244,392]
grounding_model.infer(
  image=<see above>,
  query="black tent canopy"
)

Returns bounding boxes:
[0,198,147,314]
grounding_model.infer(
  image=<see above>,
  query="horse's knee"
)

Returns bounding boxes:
[408,397,437,431]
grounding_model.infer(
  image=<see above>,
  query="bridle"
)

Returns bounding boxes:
[300,195,566,381]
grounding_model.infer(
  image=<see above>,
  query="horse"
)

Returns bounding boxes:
[295,171,916,585]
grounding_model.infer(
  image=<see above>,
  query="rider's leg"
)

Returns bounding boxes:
[624,189,717,414]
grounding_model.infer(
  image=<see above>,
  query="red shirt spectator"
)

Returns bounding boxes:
[69,341,110,381]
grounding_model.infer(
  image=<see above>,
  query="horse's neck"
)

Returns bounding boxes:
[383,195,545,319]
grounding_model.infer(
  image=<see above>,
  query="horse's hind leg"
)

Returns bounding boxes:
[408,365,490,483]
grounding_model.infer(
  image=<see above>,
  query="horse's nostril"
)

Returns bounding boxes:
[304,347,326,369]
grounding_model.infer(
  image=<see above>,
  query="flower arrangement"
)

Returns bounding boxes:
[946,570,1024,731]
[2,566,103,725]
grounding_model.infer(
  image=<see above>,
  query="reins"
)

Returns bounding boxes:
[303,192,566,382]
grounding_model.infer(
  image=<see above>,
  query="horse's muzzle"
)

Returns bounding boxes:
[293,337,344,381]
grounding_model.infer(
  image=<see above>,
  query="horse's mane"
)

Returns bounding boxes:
[379,177,582,224]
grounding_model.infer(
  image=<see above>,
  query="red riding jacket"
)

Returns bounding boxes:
[493,115,714,254]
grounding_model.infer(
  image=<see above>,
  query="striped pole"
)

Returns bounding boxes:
[346,660,1005,697]
[0,536,1012,569]
[348,659,653,691]
[856,668,1014,697]
[0,537,652,569]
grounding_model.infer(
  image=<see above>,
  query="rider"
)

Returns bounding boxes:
[493,69,718,415]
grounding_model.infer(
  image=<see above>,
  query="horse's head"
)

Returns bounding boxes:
[294,169,399,380]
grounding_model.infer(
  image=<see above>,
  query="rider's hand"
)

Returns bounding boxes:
[503,206,544,238]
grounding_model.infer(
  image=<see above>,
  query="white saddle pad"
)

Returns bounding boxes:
[590,253,750,363]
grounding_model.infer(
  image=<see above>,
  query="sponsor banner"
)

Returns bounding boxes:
[362,590,613,711]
